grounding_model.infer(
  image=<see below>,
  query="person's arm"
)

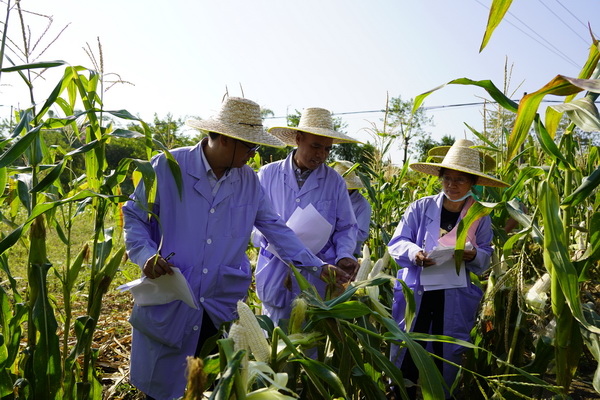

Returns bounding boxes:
[387,200,424,268]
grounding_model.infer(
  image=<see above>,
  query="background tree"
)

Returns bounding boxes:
[387,95,434,164]
[413,134,455,162]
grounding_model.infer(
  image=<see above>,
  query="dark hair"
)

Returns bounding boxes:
[439,167,478,185]
[208,131,220,140]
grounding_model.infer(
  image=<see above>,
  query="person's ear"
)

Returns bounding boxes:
[295,133,302,146]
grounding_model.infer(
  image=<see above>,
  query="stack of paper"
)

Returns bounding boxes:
[419,243,473,291]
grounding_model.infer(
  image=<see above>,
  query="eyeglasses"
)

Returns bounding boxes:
[441,175,470,186]
[237,139,260,154]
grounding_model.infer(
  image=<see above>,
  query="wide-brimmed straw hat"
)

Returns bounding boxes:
[268,107,360,146]
[186,97,285,148]
[332,160,365,190]
[427,145,497,171]
[410,139,509,187]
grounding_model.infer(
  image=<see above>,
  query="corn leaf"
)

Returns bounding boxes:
[550,97,600,132]
[308,301,371,322]
[533,116,572,169]
[562,165,600,207]
[30,160,66,193]
[455,201,497,271]
[291,358,347,398]
[479,0,514,52]
[540,180,600,334]
[414,78,518,114]
[0,124,42,168]
[507,75,586,160]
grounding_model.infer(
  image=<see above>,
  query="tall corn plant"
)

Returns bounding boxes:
[0,6,164,398]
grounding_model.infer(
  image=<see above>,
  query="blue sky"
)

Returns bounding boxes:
[1,0,599,164]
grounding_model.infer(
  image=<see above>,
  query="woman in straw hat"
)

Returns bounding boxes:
[387,139,509,399]
[253,107,361,325]
[332,160,372,257]
[122,97,344,400]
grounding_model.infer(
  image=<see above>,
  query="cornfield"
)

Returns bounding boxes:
[1,1,599,399]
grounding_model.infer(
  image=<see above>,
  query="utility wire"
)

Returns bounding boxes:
[263,99,589,120]
[537,0,590,45]
[474,0,581,69]
[556,0,589,39]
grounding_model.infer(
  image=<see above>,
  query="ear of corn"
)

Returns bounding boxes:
[288,297,308,335]
[367,258,384,279]
[228,321,249,389]
[355,255,373,282]
[237,300,271,363]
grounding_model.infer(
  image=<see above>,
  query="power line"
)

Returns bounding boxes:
[474,0,581,69]
[537,0,589,45]
[263,99,587,120]
[553,0,596,39]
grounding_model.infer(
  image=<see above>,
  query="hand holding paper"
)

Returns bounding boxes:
[117,267,198,309]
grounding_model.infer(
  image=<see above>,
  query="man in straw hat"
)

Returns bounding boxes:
[387,139,509,399]
[122,97,346,400]
[332,160,372,257]
[252,107,361,325]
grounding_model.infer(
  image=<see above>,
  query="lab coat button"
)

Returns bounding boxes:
[193,325,199,331]
[417,290,423,295]
[203,268,208,274]
[206,239,212,244]
[296,198,300,203]
[200,297,205,303]
[210,208,215,214]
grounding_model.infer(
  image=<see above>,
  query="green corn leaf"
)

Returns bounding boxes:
[308,301,371,322]
[110,128,144,139]
[0,124,42,168]
[502,166,545,202]
[540,180,600,334]
[414,78,518,114]
[455,201,498,271]
[0,60,65,72]
[291,358,347,398]
[533,116,572,168]
[479,0,514,52]
[30,160,67,194]
[67,244,88,293]
[562,165,600,207]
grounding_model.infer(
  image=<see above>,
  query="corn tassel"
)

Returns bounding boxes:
[237,301,271,363]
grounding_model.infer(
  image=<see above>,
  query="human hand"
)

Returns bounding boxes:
[320,264,351,295]
[143,253,175,278]
[337,257,359,280]
[415,251,435,268]
[462,248,477,262]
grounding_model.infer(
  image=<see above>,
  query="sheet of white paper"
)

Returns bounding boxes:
[117,267,198,309]
[420,242,473,290]
[266,203,332,261]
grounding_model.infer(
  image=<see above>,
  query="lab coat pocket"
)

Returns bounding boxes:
[227,204,254,238]
[255,259,289,308]
[217,263,252,299]
[129,301,189,349]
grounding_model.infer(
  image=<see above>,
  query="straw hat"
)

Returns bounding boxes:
[410,139,509,187]
[427,145,497,171]
[186,97,285,148]
[332,160,365,190]
[268,107,360,146]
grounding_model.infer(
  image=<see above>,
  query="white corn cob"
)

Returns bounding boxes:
[362,243,371,262]
[228,321,249,389]
[367,258,384,280]
[237,301,271,363]
[355,255,373,281]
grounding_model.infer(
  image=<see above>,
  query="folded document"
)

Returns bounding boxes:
[117,267,198,309]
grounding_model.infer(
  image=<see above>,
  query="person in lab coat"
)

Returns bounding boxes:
[122,97,347,400]
[332,160,372,257]
[388,139,509,399]
[253,107,360,326]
